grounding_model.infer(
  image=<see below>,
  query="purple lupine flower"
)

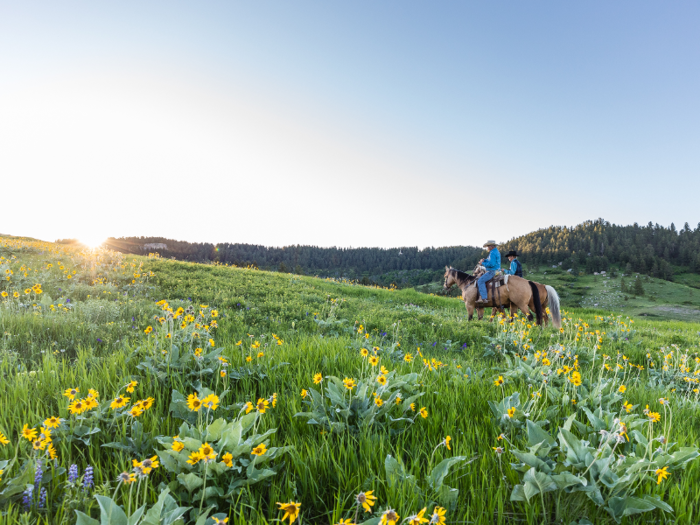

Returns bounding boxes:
[38,487,47,509]
[97,338,102,343]
[462,343,468,348]
[432,342,437,346]
[68,464,79,483]
[34,460,43,489]
[23,486,33,511]
[83,466,94,489]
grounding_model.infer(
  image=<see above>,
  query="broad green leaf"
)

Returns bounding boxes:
[203,418,226,441]
[127,505,146,525]
[551,471,586,490]
[177,473,204,492]
[522,468,556,502]
[605,496,657,523]
[95,495,128,525]
[75,511,100,525]
[428,456,470,490]
[526,420,555,447]
[510,484,526,502]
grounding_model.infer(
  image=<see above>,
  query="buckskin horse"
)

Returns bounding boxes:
[443,266,561,328]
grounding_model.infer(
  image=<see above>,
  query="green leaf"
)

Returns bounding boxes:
[510,484,526,502]
[95,495,128,525]
[605,496,657,523]
[526,420,555,447]
[177,473,204,492]
[435,483,459,510]
[75,511,100,525]
[127,506,146,525]
[552,471,586,490]
[204,418,226,441]
[522,468,557,502]
[194,506,214,525]
[428,456,470,491]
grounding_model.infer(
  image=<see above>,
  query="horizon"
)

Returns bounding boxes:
[2,2,699,248]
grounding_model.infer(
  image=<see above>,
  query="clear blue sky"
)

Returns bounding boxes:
[1,2,698,247]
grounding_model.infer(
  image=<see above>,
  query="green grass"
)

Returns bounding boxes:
[2,237,700,524]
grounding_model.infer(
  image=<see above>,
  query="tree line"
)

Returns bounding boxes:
[62,218,699,285]
[102,236,484,281]
[499,218,700,280]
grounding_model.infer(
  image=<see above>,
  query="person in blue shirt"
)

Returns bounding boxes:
[476,240,501,304]
[503,250,523,277]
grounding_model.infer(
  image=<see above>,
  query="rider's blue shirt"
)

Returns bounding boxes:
[482,249,501,272]
[504,260,519,275]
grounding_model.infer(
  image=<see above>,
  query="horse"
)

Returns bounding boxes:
[443,266,561,328]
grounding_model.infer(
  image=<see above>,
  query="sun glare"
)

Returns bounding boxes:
[79,236,105,249]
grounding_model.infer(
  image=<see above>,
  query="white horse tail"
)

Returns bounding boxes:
[545,285,561,329]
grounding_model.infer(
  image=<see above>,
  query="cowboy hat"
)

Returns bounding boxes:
[483,240,497,247]
[505,250,518,257]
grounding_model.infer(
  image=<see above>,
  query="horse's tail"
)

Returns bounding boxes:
[545,285,561,329]
[528,281,543,325]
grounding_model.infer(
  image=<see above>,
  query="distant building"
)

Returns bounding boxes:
[143,243,167,251]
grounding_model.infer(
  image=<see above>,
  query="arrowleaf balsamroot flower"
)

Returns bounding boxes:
[243,402,254,414]
[63,387,80,400]
[256,398,270,414]
[110,396,130,410]
[655,466,670,484]
[380,509,400,525]
[420,407,428,419]
[125,381,138,393]
[202,394,219,411]
[494,376,504,386]
[251,444,267,456]
[356,490,377,512]
[445,436,452,451]
[343,378,357,390]
[187,393,203,412]
[0,432,9,446]
[430,507,447,524]
[221,453,234,468]
[117,472,136,484]
[618,385,626,393]
[507,407,516,418]
[313,373,323,384]
[369,356,379,367]
[377,375,387,386]
[374,397,384,408]
[406,508,429,525]
[21,425,38,441]
[277,501,301,524]
[43,416,61,429]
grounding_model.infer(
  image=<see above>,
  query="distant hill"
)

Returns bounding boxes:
[98,218,700,287]
[499,218,700,281]
[102,236,483,286]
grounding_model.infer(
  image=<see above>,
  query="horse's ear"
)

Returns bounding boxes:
[445,265,449,271]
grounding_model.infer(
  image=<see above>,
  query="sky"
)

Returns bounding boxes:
[1,1,699,248]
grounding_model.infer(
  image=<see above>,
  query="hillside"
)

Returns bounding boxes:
[2,235,700,524]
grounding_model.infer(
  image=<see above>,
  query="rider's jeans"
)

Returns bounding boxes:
[477,271,495,300]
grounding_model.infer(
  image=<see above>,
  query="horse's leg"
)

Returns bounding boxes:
[526,298,535,323]
[540,287,549,326]
[465,301,474,321]
[477,307,484,321]
[509,302,516,322]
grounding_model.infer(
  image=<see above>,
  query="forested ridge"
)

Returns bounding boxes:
[58,218,700,285]
[500,218,700,280]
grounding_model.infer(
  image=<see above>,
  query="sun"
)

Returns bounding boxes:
[79,235,105,249]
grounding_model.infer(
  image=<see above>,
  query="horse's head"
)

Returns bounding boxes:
[444,266,473,290]
[443,266,457,290]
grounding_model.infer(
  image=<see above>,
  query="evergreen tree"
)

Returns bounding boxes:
[633,277,645,296]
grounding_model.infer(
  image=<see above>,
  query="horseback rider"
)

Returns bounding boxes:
[476,240,500,305]
[503,250,523,277]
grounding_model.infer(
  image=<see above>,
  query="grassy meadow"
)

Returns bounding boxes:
[2,235,700,524]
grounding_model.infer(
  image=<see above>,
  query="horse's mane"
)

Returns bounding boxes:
[449,268,473,283]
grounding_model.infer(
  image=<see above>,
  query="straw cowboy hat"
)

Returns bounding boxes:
[483,240,497,247]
